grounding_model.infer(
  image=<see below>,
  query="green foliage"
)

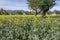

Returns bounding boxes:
[54,10,60,14]
[0,16,60,40]
[25,12,34,15]
[16,11,23,15]
[27,0,56,16]
[0,8,9,15]
[47,11,52,15]
[0,8,34,15]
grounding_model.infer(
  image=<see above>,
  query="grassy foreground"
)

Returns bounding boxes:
[0,15,60,40]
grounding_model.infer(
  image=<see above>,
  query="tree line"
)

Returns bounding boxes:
[0,8,33,15]
[0,8,60,15]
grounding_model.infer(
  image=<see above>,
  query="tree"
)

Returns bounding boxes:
[16,10,23,15]
[54,10,60,14]
[47,11,52,15]
[27,0,56,17]
[27,0,40,16]
[0,8,9,15]
[0,8,4,15]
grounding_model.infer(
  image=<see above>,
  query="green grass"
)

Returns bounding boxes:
[0,15,60,40]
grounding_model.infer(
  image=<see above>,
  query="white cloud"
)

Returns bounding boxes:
[51,6,60,11]
[0,0,29,11]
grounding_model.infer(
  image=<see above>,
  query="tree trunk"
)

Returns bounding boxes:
[35,10,38,16]
[42,8,49,17]
[42,4,49,17]
[42,11,46,17]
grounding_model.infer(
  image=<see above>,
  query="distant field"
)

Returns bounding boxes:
[0,15,60,40]
[0,14,60,18]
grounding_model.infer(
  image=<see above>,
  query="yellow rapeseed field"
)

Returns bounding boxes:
[0,15,60,40]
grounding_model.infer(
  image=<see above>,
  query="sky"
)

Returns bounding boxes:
[0,0,60,11]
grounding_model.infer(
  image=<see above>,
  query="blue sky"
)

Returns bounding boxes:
[0,0,60,11]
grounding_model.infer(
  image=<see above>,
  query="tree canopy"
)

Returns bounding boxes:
[27,0,56,17]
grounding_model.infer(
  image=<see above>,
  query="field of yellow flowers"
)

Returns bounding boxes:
[0,15,60,40]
